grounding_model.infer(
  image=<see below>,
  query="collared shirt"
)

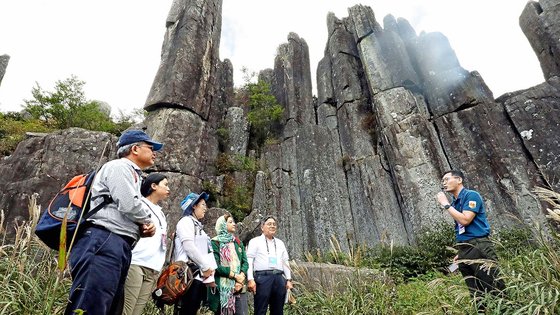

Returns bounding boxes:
[130,198,168,271]
[246,234,291,281]
[451,187,491,241]
[88,158,151,240]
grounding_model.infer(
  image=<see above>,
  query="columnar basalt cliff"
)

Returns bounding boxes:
[1,0,559,259]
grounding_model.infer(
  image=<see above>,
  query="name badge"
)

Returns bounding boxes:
[161,233,167,250]
[268,256,278,268]
[458,223,465,235]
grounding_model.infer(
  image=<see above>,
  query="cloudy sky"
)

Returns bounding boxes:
[0,0,543,115]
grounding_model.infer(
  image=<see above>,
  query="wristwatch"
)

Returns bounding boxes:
[444,204,451,210]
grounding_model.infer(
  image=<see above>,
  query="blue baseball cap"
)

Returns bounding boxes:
[117,130,163,151]
[181,191,209,216]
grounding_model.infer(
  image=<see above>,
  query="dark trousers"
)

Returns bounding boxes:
[457,237,506,298]
[254,273,287,315]
[174,279,206,315]
[235,292,249,315]
[65,226,133,315]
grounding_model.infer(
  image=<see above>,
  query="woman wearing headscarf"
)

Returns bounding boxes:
[208,213,249,315]
[122,173,169,315]
[173,191,215,315]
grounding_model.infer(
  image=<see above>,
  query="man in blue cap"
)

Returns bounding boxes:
[65,129,164,315]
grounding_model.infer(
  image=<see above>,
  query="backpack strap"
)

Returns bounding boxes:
[165,231,176,266]
[83,195,113,220]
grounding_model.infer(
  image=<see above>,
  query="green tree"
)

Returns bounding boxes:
[23,75,133,133]
[244,80,284,151]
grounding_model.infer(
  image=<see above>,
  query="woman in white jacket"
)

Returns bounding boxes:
[122,173,169,315]
[173,191,215,315]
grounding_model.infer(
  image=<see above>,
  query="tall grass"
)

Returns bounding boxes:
[0,195,71,314]
[289,187,560,314]
[1,187,560,314]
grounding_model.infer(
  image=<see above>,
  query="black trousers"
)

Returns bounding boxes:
[457,237,506,298]
[253,273,287,315]
[174,279,206,315]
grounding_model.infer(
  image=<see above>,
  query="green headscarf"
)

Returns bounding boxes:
[212,215,239,314]
[214,215,234,244]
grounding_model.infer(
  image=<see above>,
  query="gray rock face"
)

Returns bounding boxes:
[499,76,560,191]
[374,88,452,236]
[145,0,223,118]
[347,6,419,95]
[143,107,219,178]
[520,0,560,80]
[0,128,117,228]
[0,54,9,86]
[434,102,546,229]
[223,107,249,155]
[272,33,315,125]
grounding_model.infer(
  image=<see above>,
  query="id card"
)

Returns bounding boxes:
[268,256,278,268]
[161,233,167,250]
[458,223,465,235]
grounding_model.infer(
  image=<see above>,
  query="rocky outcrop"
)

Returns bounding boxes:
[145,0,223,119]
[271,33,315,125]
[520,0,560,80]
[497,77,560,192]
[0,54,9,86]
[222,107,249,155]
[291,261,388,294]
[0,128,117,227]
[1,0,558,261]
[248,3,555,258]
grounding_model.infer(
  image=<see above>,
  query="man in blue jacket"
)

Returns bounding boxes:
[435,170,505,302]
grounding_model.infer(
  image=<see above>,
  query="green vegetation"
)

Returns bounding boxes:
[287,187,560,314]
[211,72,284,221]
[234,70,284,153]
[212,153,259,222]
[305,223,456,282]
[0,111,54,155]
[1,187,559,314]
[0,75,138,156]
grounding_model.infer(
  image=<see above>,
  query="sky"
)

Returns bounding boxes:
[0,0,543,116]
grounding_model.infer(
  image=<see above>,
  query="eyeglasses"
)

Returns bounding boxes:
[136,144,154,152]
[264,222,277,227]
[441,176,460,184]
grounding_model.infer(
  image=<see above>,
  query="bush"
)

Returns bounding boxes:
[0,112,53,156]
[494,226,538,259]
[360,223,455,281]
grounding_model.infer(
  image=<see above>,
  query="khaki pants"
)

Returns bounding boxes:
[122,264,160,315]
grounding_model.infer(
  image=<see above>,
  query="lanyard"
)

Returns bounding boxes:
[142,200,163,229]
[265,237,277,254]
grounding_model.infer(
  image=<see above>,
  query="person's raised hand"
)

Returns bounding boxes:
[436,192,450,207]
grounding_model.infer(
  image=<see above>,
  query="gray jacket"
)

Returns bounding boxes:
[89,158,151,240]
